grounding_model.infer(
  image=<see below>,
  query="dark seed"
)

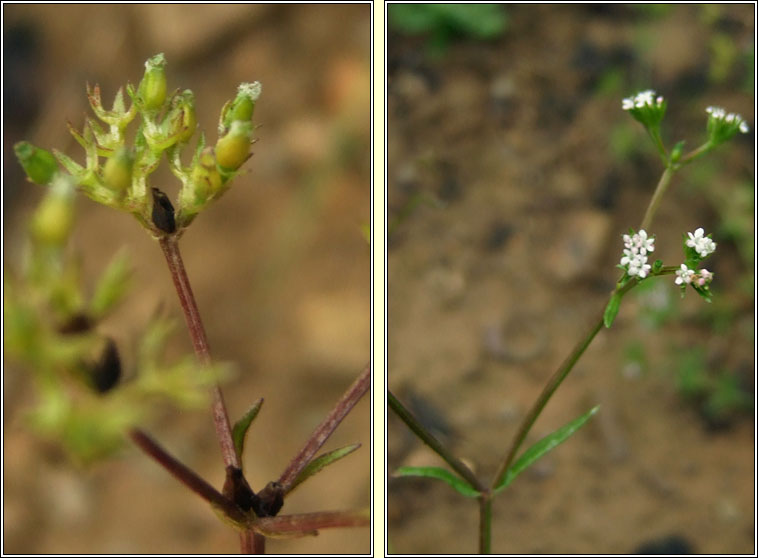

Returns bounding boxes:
[58,312,93,335]
[91,338,121,393]
[253,481,284,517]
[223,466,256,512]
[151,187,176,234]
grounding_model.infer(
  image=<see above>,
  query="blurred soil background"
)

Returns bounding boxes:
[3,4,370,554]
[387,4,753,555]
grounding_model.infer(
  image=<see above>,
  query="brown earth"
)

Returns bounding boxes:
[3,4,370,554]
[387,4,754,555]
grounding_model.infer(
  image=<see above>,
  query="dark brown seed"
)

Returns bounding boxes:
[222,466,256,512]
[91,337,121,393]
[151,187,176,234]
[58,312,93,335]
[253,481,284,517]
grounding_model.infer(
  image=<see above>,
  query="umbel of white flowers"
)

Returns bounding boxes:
[619,229,655,279]
[706,106,750,134]
[618,228,717,287]
[686,227,717,258]
[622,90,664,111]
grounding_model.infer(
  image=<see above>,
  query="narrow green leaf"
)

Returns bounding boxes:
[232,398,263,460]
[90,249,132,318]
[603,293,621,328]
[288,443,361,494]
[394,465,480,498]
[495,405,600,494]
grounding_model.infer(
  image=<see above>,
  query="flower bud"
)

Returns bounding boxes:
[669,140,685,164]
[30,175,76,246]
[15,141,59,185]
[102,147,134,194]
[215,120,252,171]
[138,53,167,111]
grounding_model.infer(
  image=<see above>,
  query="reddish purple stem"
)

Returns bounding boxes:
[158,235,239,469]
[278,363,370,492]
[129,428,247,525]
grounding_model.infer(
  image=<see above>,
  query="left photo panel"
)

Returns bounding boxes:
[3,3,371,554]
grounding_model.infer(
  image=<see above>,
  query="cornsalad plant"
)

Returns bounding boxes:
[389,88,750,553]
[6,53,369,553]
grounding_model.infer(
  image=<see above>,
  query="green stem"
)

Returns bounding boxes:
[491,314,604,489]
[639,166,675,231]
[388,390,485,493]
[490,266,678,490]
[648,127,668,164]
[479,491,492,554]
[679,142,713,166]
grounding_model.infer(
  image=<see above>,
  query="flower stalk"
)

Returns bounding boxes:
[158,234,239,469]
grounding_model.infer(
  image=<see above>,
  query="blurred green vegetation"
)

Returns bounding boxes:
[633,4,674,18]
[388,3,507,53]
[673,347,752,429]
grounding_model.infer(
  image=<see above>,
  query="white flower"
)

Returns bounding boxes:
[629,258,652,278]
[675,264,695,285]
[636,229,655,253]
[686,227,717,258]
[706,106,750,134]
[619,229,655,278]
[622,90,664,111]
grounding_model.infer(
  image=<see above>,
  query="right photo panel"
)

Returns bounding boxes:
[386,4,754,555]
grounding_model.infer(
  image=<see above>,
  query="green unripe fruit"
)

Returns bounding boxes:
[103,148,133,193]
[215,121,252,170]
[221,82,261,131]
[229,96,255,123]
[30,176,76,246]
[190,148,222,201]
[138,53,167,110]
[15,142,59,185]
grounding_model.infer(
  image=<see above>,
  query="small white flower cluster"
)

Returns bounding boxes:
[686,227,717,258]
[620,230,655,278]
[675,264,713,287]
[706,106,749,133]
[622,90,664,111]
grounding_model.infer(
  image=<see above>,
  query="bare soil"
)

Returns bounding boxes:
[3,4,370,554]
[387,4,754,554]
